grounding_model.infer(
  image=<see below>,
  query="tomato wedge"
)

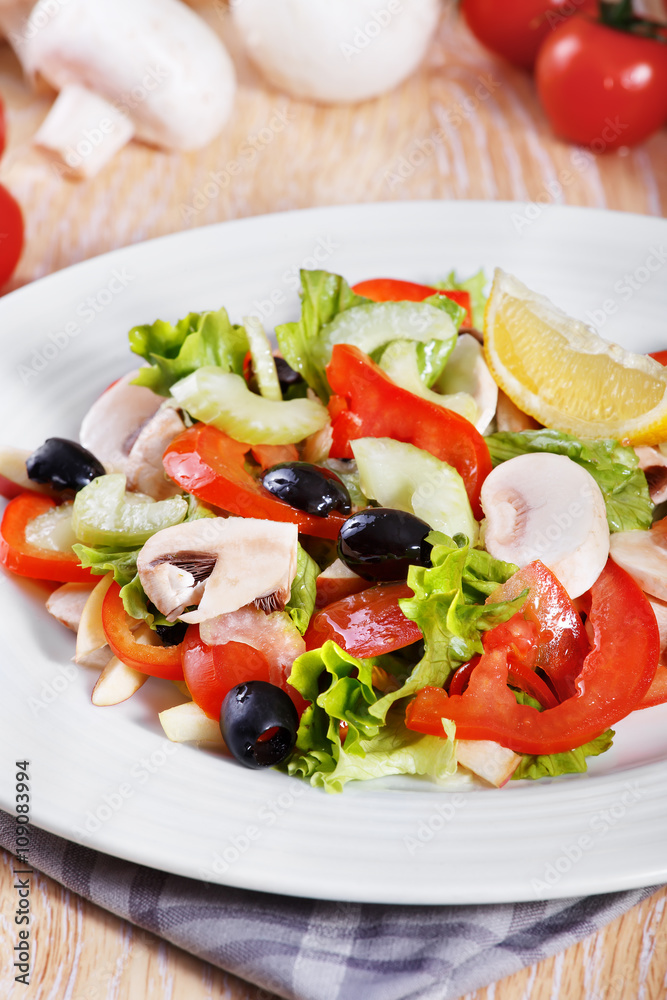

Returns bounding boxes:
[182,626,273,718]
[162,423,346,539]
[406,560,659,755]
[101,582,184,680]
[326,344,491,519]
[0,493,93,583]
[487,561,589,701]
[305,582,422,658]
[351,278,473,327]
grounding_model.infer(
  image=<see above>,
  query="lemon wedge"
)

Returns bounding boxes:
[483,268,667,445]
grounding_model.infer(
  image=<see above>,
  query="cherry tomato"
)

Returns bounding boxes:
[0,493,93,583]
[461,0,596,71]
[536,16,667,149]
[101,582,184,680]
[0,183,24,289]
[305,582,423,658]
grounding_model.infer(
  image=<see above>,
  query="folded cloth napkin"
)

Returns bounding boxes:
[0,811,658,1000]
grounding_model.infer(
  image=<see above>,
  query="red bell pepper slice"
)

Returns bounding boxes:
[405,560,659,755]
[351,278,473,328]
[305,582,422,658]
[101,582,184,680]
[326,344,492,519]
[0,493,93,583]
[162,423,346,540]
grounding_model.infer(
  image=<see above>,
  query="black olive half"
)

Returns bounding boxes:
[260,462,351,518]
[155,621,188,647]
[26,437,105,493]
[337,507,433,582]
[220,681,299,769]
[274,357,305,395]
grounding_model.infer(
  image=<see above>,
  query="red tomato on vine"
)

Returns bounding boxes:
[536,14,667,149]
[461,0,597,71]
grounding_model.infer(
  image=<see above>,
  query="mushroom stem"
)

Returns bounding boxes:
[33,83,135,178]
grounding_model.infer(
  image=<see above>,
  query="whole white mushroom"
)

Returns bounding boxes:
[231,0,441,104]
[2,0,237,177]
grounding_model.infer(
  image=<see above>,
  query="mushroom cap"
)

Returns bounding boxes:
[24,0,236,149]
[232,0,440,104]
[481,452,610,599]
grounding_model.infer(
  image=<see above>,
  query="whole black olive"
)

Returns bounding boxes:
[260,462,351,517]
[155,621,188,647]
[220,681,299,769]
[26,437,105,493]
[337,508,433,581]
[274,357,305,395]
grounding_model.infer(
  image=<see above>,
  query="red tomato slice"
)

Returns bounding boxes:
[182,627,272,718]
[649,351,667,367]
[326,344,491,519]
[0,493,93,583]
[487,561,589,700]
[0,183,24,289]
[406,560,659,755]
[639,662,667,709]
[315,572,370,609]
[162,423,346,539]
[351,279,473,327]
[305,582,422,658]
[101,582,184,680]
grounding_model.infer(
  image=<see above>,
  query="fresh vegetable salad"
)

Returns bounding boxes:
[2,267,666,793]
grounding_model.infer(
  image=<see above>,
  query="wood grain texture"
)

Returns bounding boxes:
[1,2,666,998]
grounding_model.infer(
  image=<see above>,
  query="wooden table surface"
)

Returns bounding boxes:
[1,3,666,998]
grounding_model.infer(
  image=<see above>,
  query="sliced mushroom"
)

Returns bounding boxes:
[481,453,610,599]
[634,446,667,505]
[80,371,163,474]
[609,523,667,602]
[91,655,148,706]
[137,517,299,624]
[46,582,97,633]
[647,595,667,652]
[200,605,306,689]
[124,406,186,500]
[79,373,185,499]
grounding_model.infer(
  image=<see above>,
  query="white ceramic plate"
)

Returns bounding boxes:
[0,201,666,905]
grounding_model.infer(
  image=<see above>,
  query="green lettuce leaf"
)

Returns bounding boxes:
[129,308,249,396]
[435,269,488,329]
[286,544,319,635]
[512,728,614,781]
[486,429,652,532]
[370,534,526,723]
[275,270,367,401]
[286,640,457,792]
